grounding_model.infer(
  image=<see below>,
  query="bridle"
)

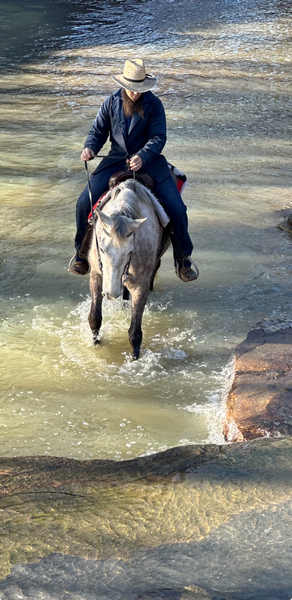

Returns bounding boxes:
[121,236,134,284]
[100,222,134,284]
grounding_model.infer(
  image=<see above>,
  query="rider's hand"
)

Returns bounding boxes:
[129,155,143,171]
[81,147,95,161]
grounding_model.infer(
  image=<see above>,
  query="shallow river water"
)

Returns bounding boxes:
[0,0,292,461]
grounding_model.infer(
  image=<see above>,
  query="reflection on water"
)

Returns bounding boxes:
[0,0,292,459]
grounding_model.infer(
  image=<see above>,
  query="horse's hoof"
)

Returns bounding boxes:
[93,335,100,345]
[132,347,140,360]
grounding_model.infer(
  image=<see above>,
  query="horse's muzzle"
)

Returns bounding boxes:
[102,290,120,300]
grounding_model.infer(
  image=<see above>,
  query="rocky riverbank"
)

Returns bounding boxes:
[224,321,292,442]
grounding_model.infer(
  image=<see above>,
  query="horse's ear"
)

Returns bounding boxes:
[95,207,113,231]
[123,216,147,232]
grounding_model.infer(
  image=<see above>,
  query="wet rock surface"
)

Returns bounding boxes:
[278,211,292,233]
[224,322,292,442]
[0,438,292,599]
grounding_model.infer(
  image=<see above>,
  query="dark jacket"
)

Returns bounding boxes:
[84,89,171,183]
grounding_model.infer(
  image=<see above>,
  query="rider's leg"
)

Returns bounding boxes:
[153,177,198,282]
[154,176,193,256]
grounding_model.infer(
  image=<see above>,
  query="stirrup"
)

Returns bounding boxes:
[68,254,90,276]
[185,256,199,278]
[175,256,199,282]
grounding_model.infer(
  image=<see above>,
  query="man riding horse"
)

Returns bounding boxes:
[68,58,198,282]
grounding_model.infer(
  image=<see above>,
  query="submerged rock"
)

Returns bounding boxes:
[278,212,292,232]
[0,438,292,599]
[224,321,292,442]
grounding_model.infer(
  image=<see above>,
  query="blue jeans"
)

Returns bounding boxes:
[153,176,193,258]
[75,165,193,258]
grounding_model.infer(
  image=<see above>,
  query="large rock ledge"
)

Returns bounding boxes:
[1,437,292,600]
[224,321,292,442]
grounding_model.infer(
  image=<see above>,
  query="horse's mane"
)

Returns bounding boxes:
[104,179,154,246]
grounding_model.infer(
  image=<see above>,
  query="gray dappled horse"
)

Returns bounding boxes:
[88,179,170,359]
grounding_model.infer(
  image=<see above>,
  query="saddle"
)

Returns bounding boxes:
[108,169,154,191]
[87,170,154,221]
[106,168,188,263]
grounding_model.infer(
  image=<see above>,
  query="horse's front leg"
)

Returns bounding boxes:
[128,287,149,360]
[88,269,103,344]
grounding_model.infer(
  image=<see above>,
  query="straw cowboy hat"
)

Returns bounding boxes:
[112,59,158,92]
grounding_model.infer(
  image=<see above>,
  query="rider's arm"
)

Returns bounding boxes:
[136,96,167,166]
[83,96,111,156]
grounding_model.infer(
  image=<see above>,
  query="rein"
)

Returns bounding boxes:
[121,235,134,284]
[84,160,94,217]
[85,160,103,273]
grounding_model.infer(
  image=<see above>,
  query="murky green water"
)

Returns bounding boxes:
[0,0,292,460]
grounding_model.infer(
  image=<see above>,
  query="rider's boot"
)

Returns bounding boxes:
[174,258,199,282]
[170,232,199,282]
[68,223,92,276]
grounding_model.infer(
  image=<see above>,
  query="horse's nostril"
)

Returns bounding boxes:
[102,290,120,300]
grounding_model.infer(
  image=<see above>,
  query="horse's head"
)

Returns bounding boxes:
[95,207,147,299]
